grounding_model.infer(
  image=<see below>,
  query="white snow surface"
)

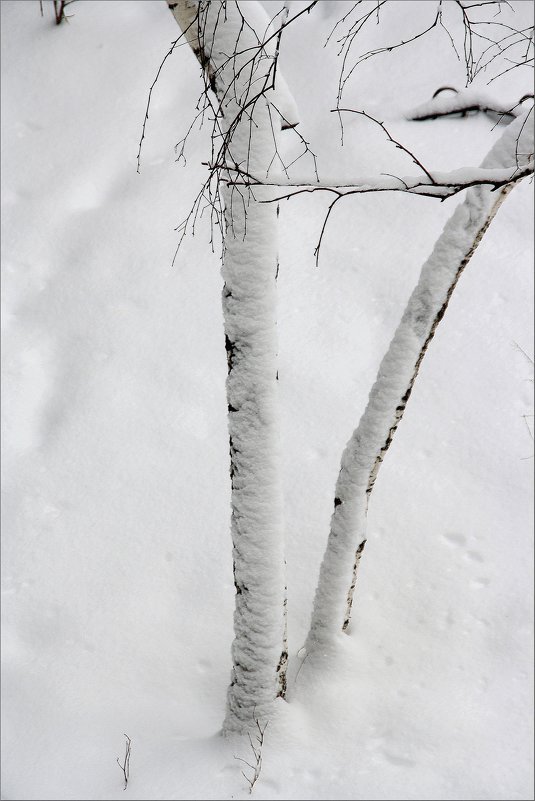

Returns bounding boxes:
[1,1,533,799]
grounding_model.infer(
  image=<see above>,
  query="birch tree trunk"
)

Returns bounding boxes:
[166,0,289,734]
[305,110,534,654]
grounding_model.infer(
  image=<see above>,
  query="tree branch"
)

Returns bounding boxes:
[223,161,534,201]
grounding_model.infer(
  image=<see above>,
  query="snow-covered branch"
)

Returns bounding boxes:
[407,86,534,123]
[225,160,534,199]
[221,103,534,213]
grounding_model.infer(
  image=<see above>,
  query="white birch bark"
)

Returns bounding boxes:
[167,0,290,734]
[305,110,534,654]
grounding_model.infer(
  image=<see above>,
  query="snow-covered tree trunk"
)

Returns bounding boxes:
[166,0,290,734]
[305,110,534,654]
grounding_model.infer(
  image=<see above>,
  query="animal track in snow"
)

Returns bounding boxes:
[442,531,467,546]
[442,531,489,585]
[465,550,484,563]
[381,749,416,768]
[442,531,485,561]
[471,577,490,589]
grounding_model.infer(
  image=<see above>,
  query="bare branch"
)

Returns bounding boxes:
[137,18,199,173]
[328,0,533,112]
[334,108,435,181]
[314,193,344,267]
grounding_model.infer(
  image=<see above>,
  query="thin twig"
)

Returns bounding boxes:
[116,734,131,791]
[233,719,267,794]
[334,108,435,182]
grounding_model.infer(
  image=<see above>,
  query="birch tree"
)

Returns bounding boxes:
[151,0,533,736]
[165,0,300,735]
[304,107,534,654]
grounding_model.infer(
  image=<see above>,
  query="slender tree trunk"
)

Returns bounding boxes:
[167,0,288,734]
[305,111,533,654]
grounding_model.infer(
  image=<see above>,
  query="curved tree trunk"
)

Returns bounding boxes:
[305,110,533,654]
[167,0,289,734]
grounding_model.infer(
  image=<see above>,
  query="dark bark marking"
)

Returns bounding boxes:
[276,650,288,698]
[225,334,236,372]
[229,434,239,482]
[343,539,367,631]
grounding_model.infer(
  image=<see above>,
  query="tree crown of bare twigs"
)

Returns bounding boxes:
[138,0,534,260]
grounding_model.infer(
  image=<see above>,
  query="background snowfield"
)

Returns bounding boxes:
[1,0,533,799]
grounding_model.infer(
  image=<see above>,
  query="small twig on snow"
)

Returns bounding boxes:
[116,734,132,791]
[234,719,267,794]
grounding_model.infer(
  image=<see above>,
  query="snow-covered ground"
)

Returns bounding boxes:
[2,1,533,799]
